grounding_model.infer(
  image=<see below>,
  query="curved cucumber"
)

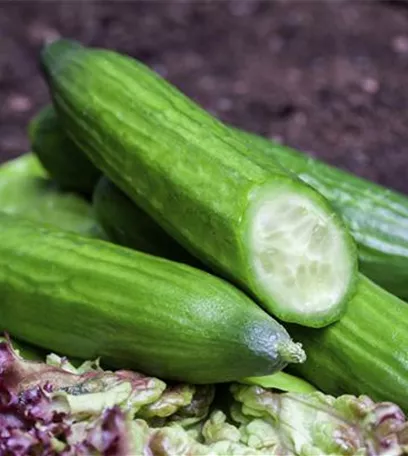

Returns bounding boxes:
[0,213,305,384]
[29,104,101,196]
[91,171,408,407]
[288,275,408,411]
[237,129,408,301]
[41,40,357,328]
[28,103,408,302]
[0,174,104,239]
[0,153,46,178]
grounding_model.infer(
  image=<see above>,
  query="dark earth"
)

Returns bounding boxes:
[1,0,408,193]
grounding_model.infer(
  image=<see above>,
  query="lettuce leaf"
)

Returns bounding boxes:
[231,384,408,455]
[0,338,215,455]
[1,337,407,456]
[241,371,317,394]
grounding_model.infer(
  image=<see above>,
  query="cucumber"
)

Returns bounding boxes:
[26,105,408,302]
[236,129,408,301]
[29,104,101,196]
[0,152,46,178]
[29,172,408,408]
[0,213,305,384]
[93,176,201,266]
[288,275,408,411]
[41,40,357,328]
[0,173,104,239]
[90,173,408,408]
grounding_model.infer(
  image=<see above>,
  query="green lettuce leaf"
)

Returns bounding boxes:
[0,152,46,178]
[230,384,408,455]
[2,338,407,455]
[241,371,317,394]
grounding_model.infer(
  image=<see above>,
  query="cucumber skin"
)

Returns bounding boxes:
[93,176,202,267]
[0,213,300,384]
[288,275,408,412]
[29,105,101,196]
[27,101,408,302]
[237,129,408,301]
[41,40,357,328]
[93,174,408,410]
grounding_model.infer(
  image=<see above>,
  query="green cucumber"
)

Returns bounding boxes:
[27,104,408,301]
[236,129,408,300]
[288,274,408,411]
[0,213,305,384]
[0,153,46,178]
[93,176,201,266]
[0,173,104,239]
[90,171,408,408]
[41,40,357,328]
[29,104,101,196]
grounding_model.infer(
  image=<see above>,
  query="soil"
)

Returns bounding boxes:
[1,0,408,193]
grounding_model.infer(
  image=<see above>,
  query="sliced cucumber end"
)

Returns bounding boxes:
[249,184,356,327]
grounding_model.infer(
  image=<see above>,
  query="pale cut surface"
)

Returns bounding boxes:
[251,190,351,317]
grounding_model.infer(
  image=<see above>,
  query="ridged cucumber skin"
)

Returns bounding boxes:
[85,176,408,408]
[41,40,357,328]
[288,275,408,412]
[0,174,104,239]
[0,153,46,178]
[29,104,101,196]
[93,176,202,267]
[28,102,408,302]
[0,213,304,384]
[237,129,408,301]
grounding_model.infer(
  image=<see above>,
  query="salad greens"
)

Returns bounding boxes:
[1,338,407,455]
[0,153,46,178]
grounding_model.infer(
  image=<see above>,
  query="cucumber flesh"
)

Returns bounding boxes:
[250,187,352,317]
[236,128,408,301]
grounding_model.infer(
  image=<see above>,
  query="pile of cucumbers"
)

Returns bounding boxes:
[1,39,408,411]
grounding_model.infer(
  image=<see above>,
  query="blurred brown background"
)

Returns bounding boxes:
[1,0,407,193]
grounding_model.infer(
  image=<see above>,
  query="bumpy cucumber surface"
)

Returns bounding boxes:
[0,213,305,384]
[29,104,101,196]
[237,129,408,301]
[93,176,202,266]
[0,173,104,239]
[41,40,357,328]
[288,275,408,412]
